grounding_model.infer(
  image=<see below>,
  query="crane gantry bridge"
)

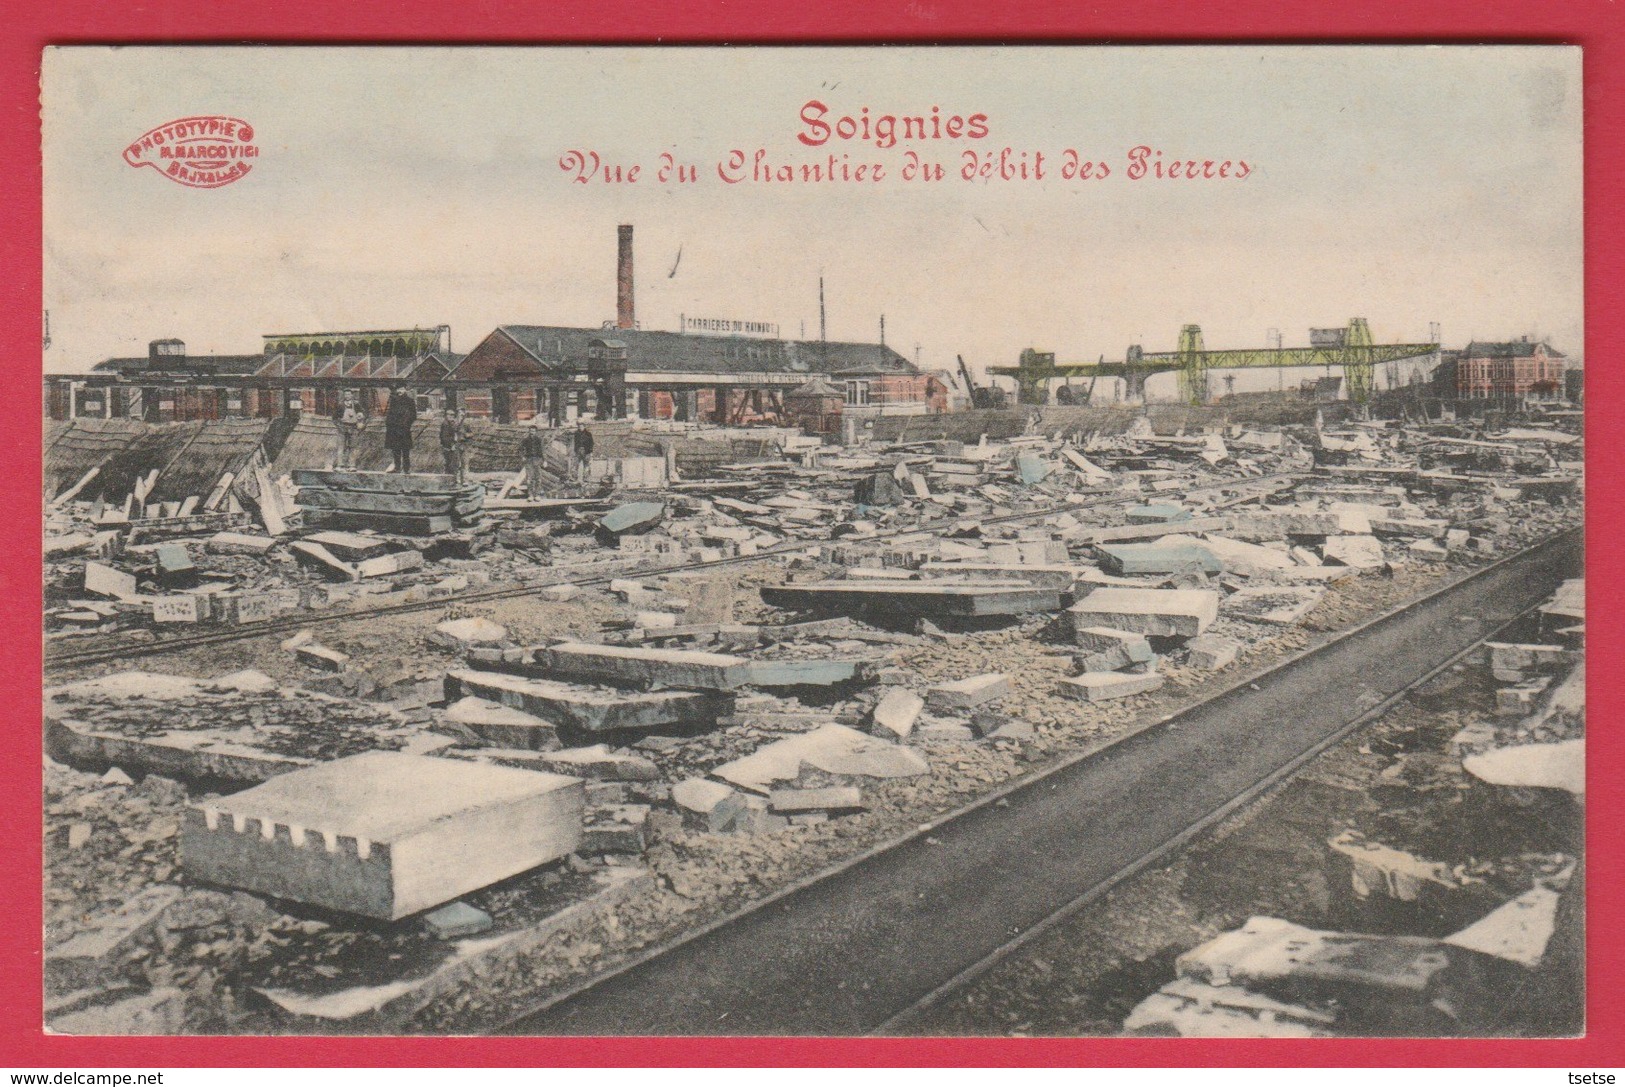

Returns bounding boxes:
[988,318,1440,406]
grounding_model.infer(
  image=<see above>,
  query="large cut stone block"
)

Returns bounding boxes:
[180,751,583,920]
[1067,588,1219,638]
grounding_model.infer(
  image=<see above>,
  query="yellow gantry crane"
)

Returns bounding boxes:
[988,318,1439,406]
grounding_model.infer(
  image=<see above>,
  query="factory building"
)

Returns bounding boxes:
[450,323,942,425]
[46,329,462,423]
[45,225,946,429]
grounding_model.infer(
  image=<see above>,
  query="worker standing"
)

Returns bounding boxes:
[571,423,595,485]
[384,385,417,473]
[440,406,472,484]
[333,391,366,470]
[519,418,548,497]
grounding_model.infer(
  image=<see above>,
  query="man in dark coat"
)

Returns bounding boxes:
[439,406,472,485]
[571,423,595,483]
[519,418,549,497]
[384,386,417,473]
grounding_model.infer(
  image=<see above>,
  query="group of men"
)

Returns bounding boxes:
[331,387,595,490]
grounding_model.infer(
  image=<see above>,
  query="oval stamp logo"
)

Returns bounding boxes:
[123,116,258,188]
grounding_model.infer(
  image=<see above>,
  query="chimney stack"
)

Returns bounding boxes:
[616,225,635,330]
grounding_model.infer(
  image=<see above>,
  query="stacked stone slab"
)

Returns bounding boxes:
[445,668,734,734]
[537,642,753,690]
[293,469,484,535]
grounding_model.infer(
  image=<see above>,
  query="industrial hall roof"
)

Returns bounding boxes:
[91,354,270,377]
[88,351,467,381]
[470,325,917,378]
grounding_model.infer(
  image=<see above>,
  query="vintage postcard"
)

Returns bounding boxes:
[40,45,1583,1039]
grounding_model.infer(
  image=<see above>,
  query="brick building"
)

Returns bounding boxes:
[1453,338,1567,400]
[450,323,927,425]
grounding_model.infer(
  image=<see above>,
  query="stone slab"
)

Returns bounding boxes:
[1322,535,1386,569]
[768,786,866,814]
[1164,533,1296,576]
[296,643,350,672]
[357,551,425,579]
[598,501,666,537]
[743,660,865,687]
[712,724,929,794]
[1067,588,1219,638]
[422,900,493,939]
[525,745,660,781]
[1229,510,1359,540]
[1075,517,1232,545]
[432,617,508,648]
[1125,504,1191,525]
[152,595,210,624]
[1224,586,1325,625]
[925,673,1011,711]
[672,778,744,833]
[1185,634,1241,671]
[760,581,1062,618]
[303,531,391,561]
[442,696,561,751]
[1097,542,1222,576]
[288,541,360,582]
[83,562,138,600]
[1073,626,1156,659]
[1057,671,1166,702]
[538,642,752,691]
[871,689,925,740]
[45,715,308,785]
[446,669,733,734]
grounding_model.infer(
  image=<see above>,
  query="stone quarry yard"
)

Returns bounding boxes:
[41,408,1585,1035]
[43,538,1571,1034]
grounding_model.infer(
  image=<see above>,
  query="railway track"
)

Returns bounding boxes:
[495,524,1582,1036]
[45,471,1302,672]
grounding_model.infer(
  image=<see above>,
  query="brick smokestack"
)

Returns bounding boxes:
[616,224,635,330]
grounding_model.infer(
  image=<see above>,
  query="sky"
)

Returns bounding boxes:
[41,46,1583,397]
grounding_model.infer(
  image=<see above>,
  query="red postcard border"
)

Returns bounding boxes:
[3,0,1616,1068]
